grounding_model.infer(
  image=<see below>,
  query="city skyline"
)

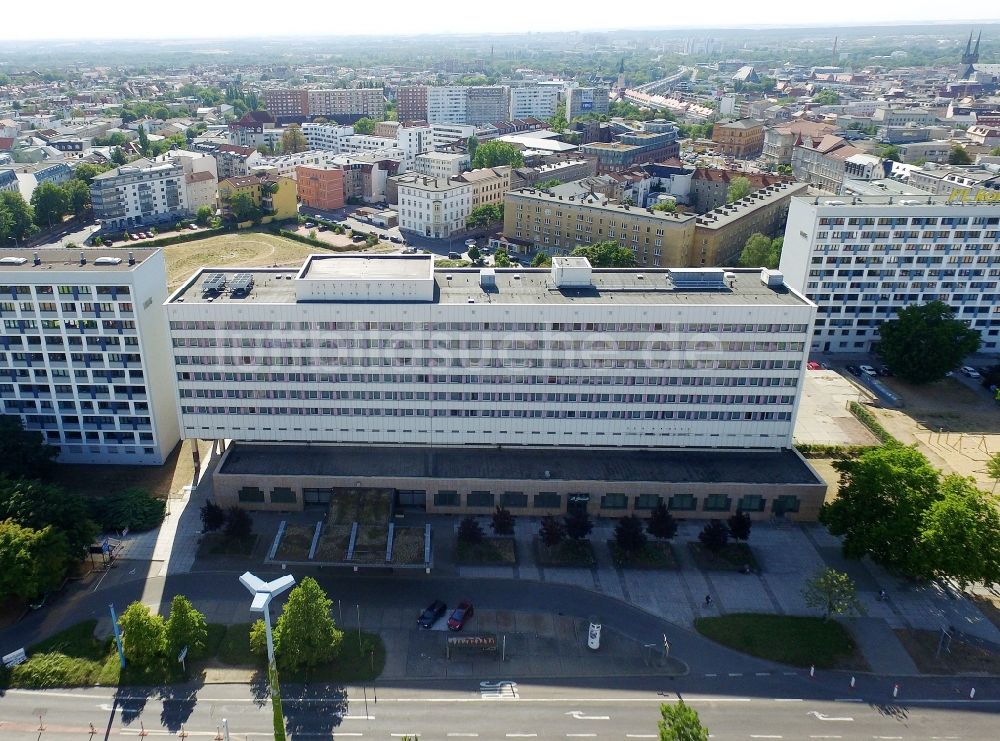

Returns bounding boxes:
[1,2,999,42]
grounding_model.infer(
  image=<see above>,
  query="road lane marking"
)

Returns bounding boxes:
[774,699,803,702]
[505,734,537,738]
[566,735,597,738]
[704,673,717,677]
[833,698,863,703]
[390,735,418,738]
[755,672,771,676]
[565,711,611,720]
[809,736,842,739]
[728,672,743,677]
[342,715,374,720]
[807,711,854,722]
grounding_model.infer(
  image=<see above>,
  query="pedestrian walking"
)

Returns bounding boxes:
[704,594,712,607]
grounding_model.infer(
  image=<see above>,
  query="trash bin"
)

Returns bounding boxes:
[588,616,601,650]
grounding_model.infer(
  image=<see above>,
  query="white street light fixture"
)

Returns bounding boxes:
[239,571,295,666]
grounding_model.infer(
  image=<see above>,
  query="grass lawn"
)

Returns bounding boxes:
[276,524,317,561]
[435,259,472,267]
[609,540,678,570]
[535,538,596,568]
[895,628,1000,675]
[688,541,760,572]
[695,614,867,670]
[1,620,386,688]
[197,532,259,557]
[455,537,517,565]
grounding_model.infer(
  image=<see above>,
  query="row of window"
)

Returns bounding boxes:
[0,286,132,297]
[2,336,140,349]
[169,321,810,334]
[184,405,793,420]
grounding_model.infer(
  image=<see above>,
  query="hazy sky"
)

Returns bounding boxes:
[1,0,997,41]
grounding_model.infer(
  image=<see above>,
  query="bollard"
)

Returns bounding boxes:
[90,722,96,735]
[850,676,855,689]
[38,715,45,731]
[892,683,899,699]
[810,664,815,678]
[139,721,149,737]
[970,688,976,699]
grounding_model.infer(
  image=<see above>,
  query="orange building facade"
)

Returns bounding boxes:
[296,165,345,211]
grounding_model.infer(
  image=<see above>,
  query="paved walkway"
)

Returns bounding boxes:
[844,617,920,675]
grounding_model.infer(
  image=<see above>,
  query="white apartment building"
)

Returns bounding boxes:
[250,150,341,180]
[429,123,498,149]
[396,175,473,238]
[427,87,468,125]
[413,151,470,179]
[0,248,180,465]
[165,255,814,453]
[152,150,219,212]
[307,88,385,119]
[342,135,412,168]
[780,195,1000,353]
[301,123,355,151]
[509,85,560,120]
[90,159,188,230]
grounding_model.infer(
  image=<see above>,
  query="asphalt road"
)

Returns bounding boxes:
[2,677,999,740]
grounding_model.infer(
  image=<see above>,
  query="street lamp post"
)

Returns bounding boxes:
[239,572,295,668]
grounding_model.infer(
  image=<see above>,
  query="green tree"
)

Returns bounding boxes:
[166,594,209,660]
[727,510,752,541]
[698,519,729,555]
[570,241,635,267]
[812,89,841,105]
[465,204,502,229]
[281,125,308,154]
[467,244,482,265]
[531,251,551,267]
[274,577,344,672]
[0,520,70,601]
[64,179,92,216]
[820,443,941,576]
[458,515,484,545]
[803,568,861,620]
[726,176,752,203]
[539,515,565,547]
[111,146,129,166]
[471,140,524,169]
[652,201,676,212]
[227,191,260,223]
[919,475,1000,587]
[137,126,150,156]
[987,452,1000,493]
[353,117,376,135]
[119,601,166,668]
[30,181,70,228]
[537,178,562,189]
[735,233,781,269]
[876,145,901,162]
[614,515,647,553]
[467,135,479,159]
[493,246,512,267]
[991,146,1000,157]
[0,416,58,479]
[195,205,213,227]
[0,191,37,243]
[658,701,709,741]
[948,144,972,165]
[491,505,515,536]
[875,301,982,384]
[72,163,109,184]
[0,475,96,561]
[647,501,677,540]
[564,508,593,540]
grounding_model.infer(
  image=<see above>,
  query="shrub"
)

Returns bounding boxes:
[728,510,752,541]
[539,515,565,547]
[200,500,225,532]
[118,601,166,668]
[847,401,896,444]
[491,506,515,536]
[250,618,268,659]
[91,489,166,532]
[647,501,678,540]
[223,507,253,542]
[457,516,484,545]
[614,515,647,552]
[698,519,729,554]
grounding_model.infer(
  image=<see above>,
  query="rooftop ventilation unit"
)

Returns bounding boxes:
[230,273,254,295]
[480,268,496,290]
[94,256,122,265]
[760,268,785,287]
[667,268,727,290]
[0,257,27,266]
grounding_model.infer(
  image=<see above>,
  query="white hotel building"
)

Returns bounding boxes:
[164,255,823,516]
[780,196,1000,353]
[0,249,179,464]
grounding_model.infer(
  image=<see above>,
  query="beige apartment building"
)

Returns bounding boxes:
[454,166,511,208]
[503,188,697,266]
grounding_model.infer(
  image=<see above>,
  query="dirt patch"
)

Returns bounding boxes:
[275,524,317,561]
[391,527,426,565]
[971,594,1000,634]
[895,628,1000,675]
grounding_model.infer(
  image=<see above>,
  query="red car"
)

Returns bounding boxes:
[447,600,474,631]
[807,361,822,370]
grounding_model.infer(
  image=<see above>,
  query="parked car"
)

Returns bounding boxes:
[304,222,316,228]
[418,599,447,629]
[389,236,402,243]
[448,252,461,260]
[447,600,475,631]
[858,365,877,377]
[806,361,822,370]
[845,365,861,376]
[878,366,893,377]
[960,366,982,379]
[352,235,366,242]
[188,224,199,231]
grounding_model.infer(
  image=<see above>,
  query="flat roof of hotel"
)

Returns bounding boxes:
[218,443,825,486]
[299,254,431,281]
[168,260,810,308]
[0,248,158,272]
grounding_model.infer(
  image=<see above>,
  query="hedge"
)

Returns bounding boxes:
[847,401,897,444]
[795,442,877,459]
[275,229,362,252]
[134,226,232,249]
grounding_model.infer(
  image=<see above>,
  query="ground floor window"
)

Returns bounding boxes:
[435,490,459,507]
[601,493,628,510]
[270,487,296,504]
[668,493,696,511]
[501,491,528,508]
[738,494,766,512]
[773,495,801,514]
[238,486,265,503]
[703,494,732,512]
[534,492,561,508]
[468,490,494,508]
[635,494,662,510]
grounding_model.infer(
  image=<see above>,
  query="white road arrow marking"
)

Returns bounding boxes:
[807,711,854,722]
[564,711,611,720]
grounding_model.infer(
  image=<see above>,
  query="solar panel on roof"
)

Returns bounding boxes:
[201,273,226,293]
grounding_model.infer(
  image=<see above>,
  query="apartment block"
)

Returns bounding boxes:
[503,188,697,266]
[689,168,796,213]
[566,87,610,120]
[413,151,470,179]
[711,119,765,159]
[779,196,1000,353]
[296,165,345,211]
[692,182,809,266]
[307,88,385,119]
[301,123,355,151]
[581,123,680,174]
[397,86,429,122]
[466,87,511,125]
[0,248,179,465]
[453,166,511,208]
[396,175,472,238]
[167,256,821,516]
[509,85,561,120]
[91,159,187,230]
[262,89,309,118]
[217,174,298,222]
[427,87,469,125]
